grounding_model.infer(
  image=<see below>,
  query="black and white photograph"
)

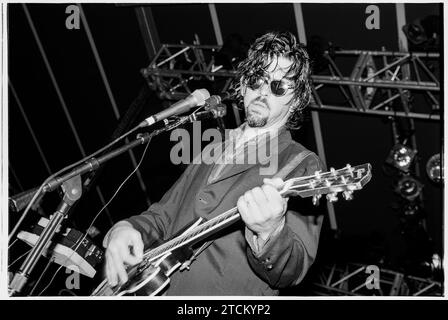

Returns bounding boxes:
[3,1,444,302]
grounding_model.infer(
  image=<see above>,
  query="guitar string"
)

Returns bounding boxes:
[142,207,239,263]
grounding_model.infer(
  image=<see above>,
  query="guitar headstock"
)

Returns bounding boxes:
[281,163,372,205]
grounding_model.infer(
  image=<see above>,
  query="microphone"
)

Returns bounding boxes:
[204,92,232,109]
[139,89,210,128]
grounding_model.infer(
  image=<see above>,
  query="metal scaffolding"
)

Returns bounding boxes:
[138,44,443,296]
[141,44,440,121]
[311,49,440,121]
[310,262,442,296]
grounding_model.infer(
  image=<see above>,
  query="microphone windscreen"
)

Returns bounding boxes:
[192,89,210,106]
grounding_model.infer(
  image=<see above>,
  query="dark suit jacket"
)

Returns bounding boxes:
[126,128,323,295]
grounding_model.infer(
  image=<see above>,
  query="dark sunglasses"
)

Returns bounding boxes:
[246,76,294,97]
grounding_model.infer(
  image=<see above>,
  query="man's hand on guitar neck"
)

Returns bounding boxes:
[237,177,288,250]
[103,221,144,287]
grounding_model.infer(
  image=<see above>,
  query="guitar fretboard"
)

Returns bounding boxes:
[142,206,241,264]
[139,164,370,265]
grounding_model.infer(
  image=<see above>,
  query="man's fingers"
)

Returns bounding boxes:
[118,243,140,266]
[238,195,254,225]
[104,226,143,287]
[244,190,269,222]
[262,184,285,210]
[263,177,284,190]
[106,251,118,287]
[108,247,129,284]
[130,232,144,260]
[251,187,269,205]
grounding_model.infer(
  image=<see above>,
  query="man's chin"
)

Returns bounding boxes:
[247,115,268,127]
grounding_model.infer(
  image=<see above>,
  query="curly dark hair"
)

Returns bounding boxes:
[230,31,312,130]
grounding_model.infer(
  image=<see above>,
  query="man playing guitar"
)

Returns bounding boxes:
[102,31,323,295]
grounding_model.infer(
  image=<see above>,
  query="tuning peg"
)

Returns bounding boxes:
[342,190,354,201]
[330,167,336,176]
[326,193,338,202]
[345,164,354,177]
[314,170,322,179]
[312,194,322,206]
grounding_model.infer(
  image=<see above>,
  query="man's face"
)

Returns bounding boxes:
[243,56,295,128]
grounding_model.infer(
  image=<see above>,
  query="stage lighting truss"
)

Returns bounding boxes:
[141,44,237,101]
[311,262,442,296]
[311,50,440,121]
[141,44,440,121]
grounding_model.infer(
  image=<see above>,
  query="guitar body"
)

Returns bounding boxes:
[92,247,192,296]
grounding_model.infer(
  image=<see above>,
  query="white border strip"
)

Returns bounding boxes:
[2,1,9,299]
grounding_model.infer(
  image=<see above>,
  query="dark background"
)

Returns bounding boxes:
[7,3,443,296]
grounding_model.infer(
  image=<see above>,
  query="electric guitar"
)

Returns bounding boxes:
[91,163,372,296]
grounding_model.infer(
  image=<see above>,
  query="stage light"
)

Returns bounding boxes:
[403,203,420,217]
[402,15,440,46]
[386,144,417,172]
[420,253,443,278]
[395,175,423,201]
[426,153,442,184]
[402,20,427,45]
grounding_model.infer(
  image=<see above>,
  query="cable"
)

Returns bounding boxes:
[11,114,185,295]
[10,104,204,242]
[29,257,54,296]
[8,248,32,268]
[84,134,152,242]
[8,239,18,249]
[8,124,141,242]
[27,229,86,296]
[37,135,154,296]
[38,265,63,296]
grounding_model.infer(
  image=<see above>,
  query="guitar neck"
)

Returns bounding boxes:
[143,206,241,263]
[142,163,372,264]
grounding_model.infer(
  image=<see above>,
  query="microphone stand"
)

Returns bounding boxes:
[8,126,171,295]
[9,175,82,295]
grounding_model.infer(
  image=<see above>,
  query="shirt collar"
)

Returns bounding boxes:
[229,122,286,147]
